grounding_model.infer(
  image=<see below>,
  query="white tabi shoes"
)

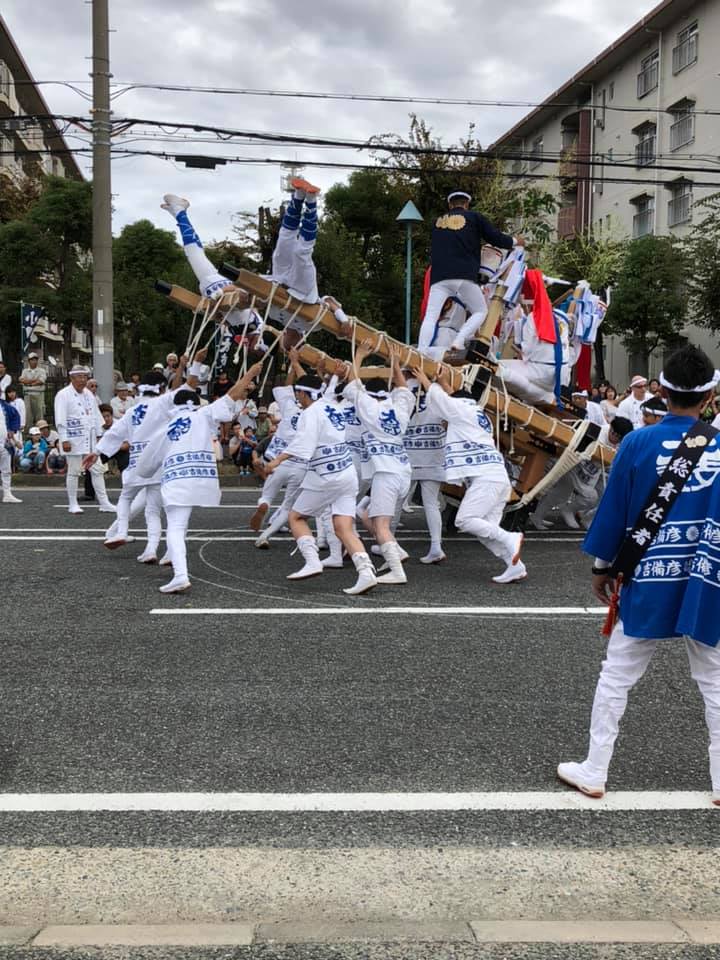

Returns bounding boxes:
[377,541,408,585]
[287,537,323,580]
[254,535,270,550]
[97,503,117,514]
[420,548,447,565]
[68,505,84,514]
[2,491,22,503]
[343,552,377,595]
[159,576,191,594]
[159,552,172,566]
[137,549,158,564]
[492,532,527,584]
[557,761,606,799]
[103,536,127,550]
[161,193,190,215]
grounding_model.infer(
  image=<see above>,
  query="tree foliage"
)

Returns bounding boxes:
[681,193,720,339]
[604,235,688,369]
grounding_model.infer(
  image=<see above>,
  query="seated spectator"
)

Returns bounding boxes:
[235,397,258,431]
[19,426,49,472]
[128,373,141,395]
[37,419,66,474]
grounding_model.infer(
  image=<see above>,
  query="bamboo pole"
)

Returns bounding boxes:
[155,277,614,468]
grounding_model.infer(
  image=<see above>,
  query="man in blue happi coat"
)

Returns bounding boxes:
[558,344,720,803]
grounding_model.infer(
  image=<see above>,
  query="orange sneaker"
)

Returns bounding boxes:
[290,176,320,195]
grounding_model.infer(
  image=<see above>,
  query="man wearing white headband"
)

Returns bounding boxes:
[344,343,415,585]
[264,373,378,595]
[252,347,308,548]
[404,374,447,564]
[83,361,191,561]
[412,366,525,583]
[616,375,653,430]
[136,361,264,593]
[417,191,523,358]
[54,366,116,515]
[558,344,720,804]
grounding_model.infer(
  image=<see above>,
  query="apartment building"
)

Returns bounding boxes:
[0,14,82,183]
[490,0,720,383]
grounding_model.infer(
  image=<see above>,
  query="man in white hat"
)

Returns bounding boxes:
[616,375,653,430]
[417,191,524,358]
[54,365,116,514]
[19,353,47,423]
[571,389,605,427]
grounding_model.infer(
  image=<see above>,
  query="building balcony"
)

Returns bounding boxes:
[670,114,694,151]
[668,194,691,228]
[557,205,578,239]
[635,136,656,167]
[632,210,654,238]
[637,63,658,98]
[672,34,698,74]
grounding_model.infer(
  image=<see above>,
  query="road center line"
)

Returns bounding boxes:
[0,791,714,812]
[150,606,606,616]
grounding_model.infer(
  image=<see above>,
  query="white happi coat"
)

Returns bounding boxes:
[96,390,180,488]
[54,384,103,455]
[425,384,508,484]
[137,396,235,507]
[283,398,354,490]
[343,382,414,481]
[404,392,446,482]
[264,385,304,464]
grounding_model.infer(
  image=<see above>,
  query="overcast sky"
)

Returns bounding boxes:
[3,0,657,243]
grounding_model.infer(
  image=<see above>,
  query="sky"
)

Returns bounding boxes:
[3,0,659,244]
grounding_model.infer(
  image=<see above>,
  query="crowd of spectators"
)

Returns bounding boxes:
[0,350,283,483]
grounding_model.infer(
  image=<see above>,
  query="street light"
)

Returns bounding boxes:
[396,200,424,345]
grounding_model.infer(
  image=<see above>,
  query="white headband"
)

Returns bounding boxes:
[138,383,162,395]
[447,191,471,203]
[294,384,321,399]
[659,370,720,393]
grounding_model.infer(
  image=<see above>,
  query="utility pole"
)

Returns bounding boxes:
[395,201,424,345]
[91,0,114,401]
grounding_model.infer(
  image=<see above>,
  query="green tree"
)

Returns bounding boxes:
[604,235,688,372]
[681,193,720,339]
[0,175,92,368]
[113,219,199,373]
[0,169,44,223]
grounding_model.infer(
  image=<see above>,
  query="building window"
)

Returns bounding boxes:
[0,131,13,168]
[0,60,11,99]
[668,180,692,227]
[609,81,615,101]
[637,51,659,98]
[634,122,656,166]
[529,136,543,170]
[631,195,654,238]
[669,99,695,150]
[673,22,698,74]
[596,88,606,130]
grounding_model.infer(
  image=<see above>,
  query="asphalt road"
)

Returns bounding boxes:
[1,488,719,952]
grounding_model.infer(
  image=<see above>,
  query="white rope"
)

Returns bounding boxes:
[517,418,593,506]
[295,302,330,350]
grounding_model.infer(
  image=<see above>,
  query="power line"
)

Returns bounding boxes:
[19,78,720,118]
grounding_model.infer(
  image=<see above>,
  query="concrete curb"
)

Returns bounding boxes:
[3,919,720,947]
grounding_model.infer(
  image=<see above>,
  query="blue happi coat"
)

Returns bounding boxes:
[583,414,720,646]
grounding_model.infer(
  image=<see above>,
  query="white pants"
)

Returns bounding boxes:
[293,472,359,519]
[0,445,12,490]
[271,226,318,303]
[455,477,515,561]
[112,484,163,551]
[263,467,306,538]
[584,622,720,789]
[368,470,411,519]
[165,503,193,581]
[420,479,444,547]
[498,359,557,406]
[418,279,488,353]
[258,461,304,509]
[66,455,111,508]
[184,243,232,301]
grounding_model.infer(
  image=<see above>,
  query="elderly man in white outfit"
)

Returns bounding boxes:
[616,375,653,429]
[404,380,447,563]
[54,365,115,515]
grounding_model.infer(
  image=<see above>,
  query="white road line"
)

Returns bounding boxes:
[0,791,714,812]
[150,606,606,616]
[0,534,582,543]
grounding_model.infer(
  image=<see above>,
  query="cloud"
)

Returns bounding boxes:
[2,0,656,244]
